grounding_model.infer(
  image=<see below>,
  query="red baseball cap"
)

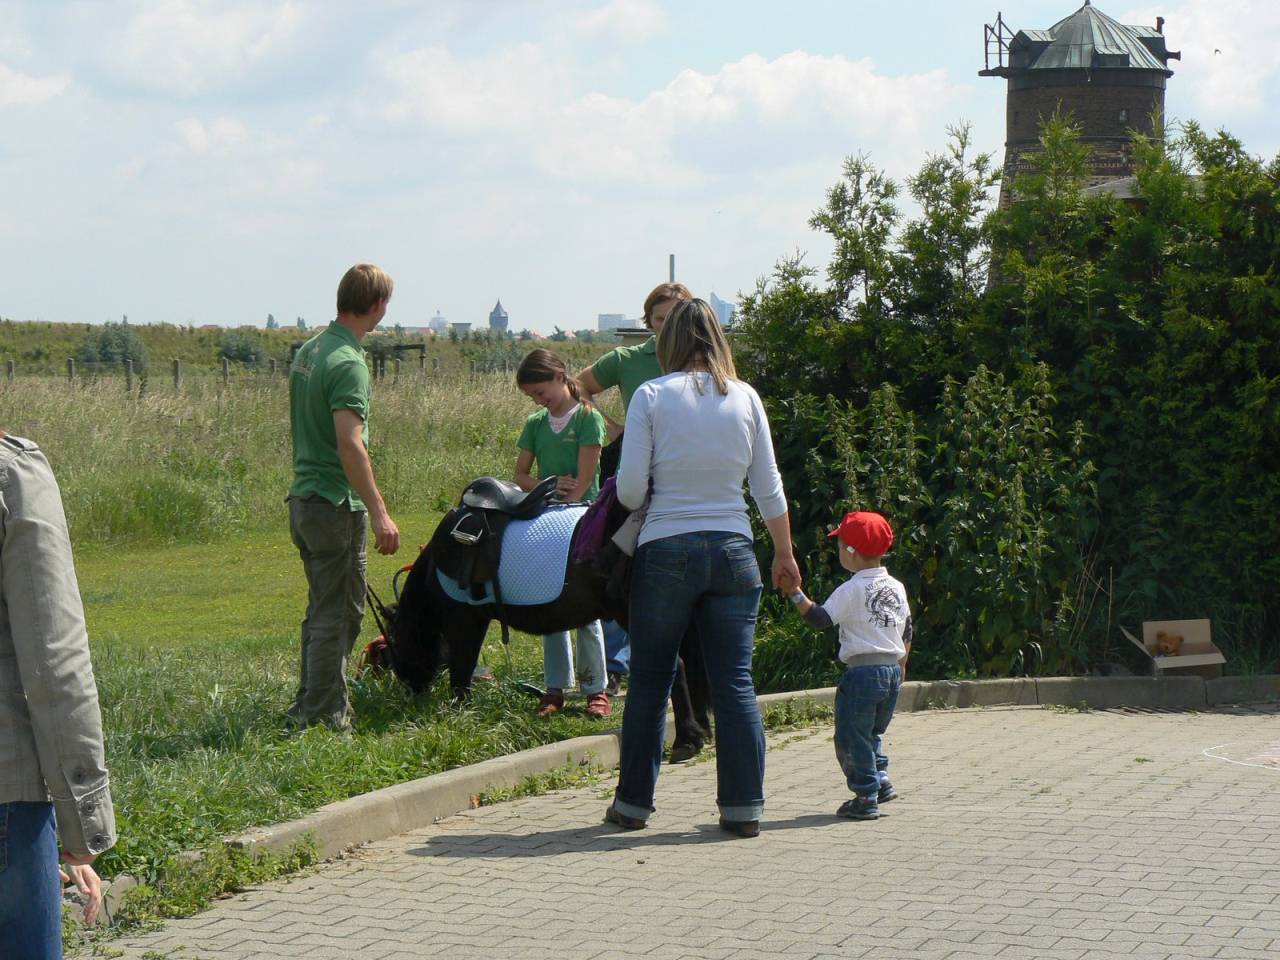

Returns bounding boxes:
[828,511,894,556]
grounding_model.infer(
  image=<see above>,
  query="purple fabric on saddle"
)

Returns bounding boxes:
[570,475,617,565]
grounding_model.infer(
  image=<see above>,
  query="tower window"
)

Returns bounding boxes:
[1119,108,1130,122]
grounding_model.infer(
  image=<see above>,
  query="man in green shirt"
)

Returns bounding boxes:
[287,263,400,731]
[575,282,691,693]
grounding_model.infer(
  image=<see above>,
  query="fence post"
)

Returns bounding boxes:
[222,357,230,385]
[270,358,278,378]
[432,356,440,373]
[418,352,426,375]
[394,356,402,384]
[67,357,76,385]
[469,360,476,381]
[124,359,133,393]
[172,358,182,392]
[6,360,14,382]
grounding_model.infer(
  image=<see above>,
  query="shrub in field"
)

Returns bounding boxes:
[78,320,147,372]
[218,329,267,365]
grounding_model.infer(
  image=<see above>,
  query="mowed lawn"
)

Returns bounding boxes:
[76,513,612,884]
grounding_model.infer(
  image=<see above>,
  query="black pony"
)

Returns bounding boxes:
[384,480,711,757]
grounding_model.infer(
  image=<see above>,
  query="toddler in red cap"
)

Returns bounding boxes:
[782,510,912,821]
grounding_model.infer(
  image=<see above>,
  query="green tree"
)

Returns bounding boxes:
[219,330,265,365]
[78,320,147,371]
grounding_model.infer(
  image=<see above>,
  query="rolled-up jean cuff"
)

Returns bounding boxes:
[612,795,653,821]
[718,801,764,821]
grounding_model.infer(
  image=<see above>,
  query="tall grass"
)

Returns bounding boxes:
[5,371,622,545]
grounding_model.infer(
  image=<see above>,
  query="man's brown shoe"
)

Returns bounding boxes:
[536,690,564,718]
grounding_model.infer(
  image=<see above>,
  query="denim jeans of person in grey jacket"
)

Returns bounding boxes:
[0,435,116,856]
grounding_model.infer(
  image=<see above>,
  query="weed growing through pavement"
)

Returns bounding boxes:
[475,760,606,806]
[1043,701,1092,714]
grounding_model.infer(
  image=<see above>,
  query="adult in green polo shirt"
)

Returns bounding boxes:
[577,282,691,440]
[286,263,400,732]
[575,282,691,694]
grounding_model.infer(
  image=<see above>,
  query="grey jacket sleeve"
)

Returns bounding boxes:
[1,441,116,856]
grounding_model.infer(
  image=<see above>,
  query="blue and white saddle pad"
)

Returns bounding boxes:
[436,504,587,607]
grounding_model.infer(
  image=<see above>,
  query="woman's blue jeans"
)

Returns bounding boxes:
[614,532,765,823]
[0,801,62,960]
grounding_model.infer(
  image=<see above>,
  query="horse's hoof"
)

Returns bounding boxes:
[669,742,702,764]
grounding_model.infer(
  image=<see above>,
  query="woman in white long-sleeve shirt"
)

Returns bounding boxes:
[603,300,801,838]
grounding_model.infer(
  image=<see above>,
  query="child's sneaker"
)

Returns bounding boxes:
[878,781,898,804]
[836,795,880,820]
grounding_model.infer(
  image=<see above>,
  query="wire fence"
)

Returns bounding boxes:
[0,352,531,394]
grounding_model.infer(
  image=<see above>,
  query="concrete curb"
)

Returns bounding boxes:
[229,731,626,861]
[96,673,1280,921]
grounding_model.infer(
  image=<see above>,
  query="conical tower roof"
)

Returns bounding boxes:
[984,2,1178,77]
[489,299,508,319]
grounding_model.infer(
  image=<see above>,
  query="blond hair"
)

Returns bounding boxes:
[336,264,394,316]
[657,298,737,395]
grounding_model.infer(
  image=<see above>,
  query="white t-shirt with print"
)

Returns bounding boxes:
[823,567,912,664]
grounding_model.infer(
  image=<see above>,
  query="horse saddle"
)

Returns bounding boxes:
[435,475,559,604]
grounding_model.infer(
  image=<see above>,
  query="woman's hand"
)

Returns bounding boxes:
[60,860,103,925]
[772,553,801,593]
[775,566,799,595]
[555,475,579,500]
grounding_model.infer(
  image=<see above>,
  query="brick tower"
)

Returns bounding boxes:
[980,2,1180,204]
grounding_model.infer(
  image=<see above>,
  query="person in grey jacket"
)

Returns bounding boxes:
[0,433,116,956]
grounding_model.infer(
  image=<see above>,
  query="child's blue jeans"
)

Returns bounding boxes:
[542,620,607,695]
[834,663,902,797]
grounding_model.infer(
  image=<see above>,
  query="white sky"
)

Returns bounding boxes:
[0,0,1275,333]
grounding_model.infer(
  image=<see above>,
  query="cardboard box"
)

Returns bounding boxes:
[1121,619,1225,680]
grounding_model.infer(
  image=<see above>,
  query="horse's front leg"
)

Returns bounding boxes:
[446,610,489,702]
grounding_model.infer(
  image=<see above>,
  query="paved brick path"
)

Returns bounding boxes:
[108,703,1280,959]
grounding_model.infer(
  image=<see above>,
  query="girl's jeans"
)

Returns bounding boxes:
[614,532,765,823]
[0,801,62,960]
[543,620,607,694]
[834,663,902,797]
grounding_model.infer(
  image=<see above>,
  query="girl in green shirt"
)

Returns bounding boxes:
[514,349,611,719]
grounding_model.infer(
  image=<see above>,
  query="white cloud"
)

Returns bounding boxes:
[0,62,70,107]
[378,44,959,185]
[1122,1,1280,119]
[573,0,669,45]
[0,23,33,61]
[101,0,305,97]
[379,43,570,133]
[173,116,248,154]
